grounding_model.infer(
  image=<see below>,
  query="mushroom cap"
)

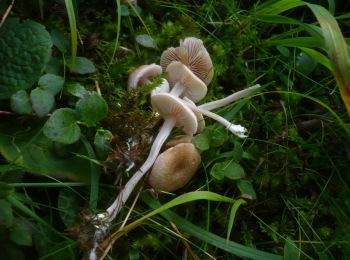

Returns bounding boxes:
[151,93,198,135]
[150,78,170,96]
[128,63,162,90]
[164,135,192,149]
[148,142,201,192]
[166,61,207,103]
[160,37,214,86]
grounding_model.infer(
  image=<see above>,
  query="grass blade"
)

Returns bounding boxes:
[226,199,246,242]
[64,0,77,72]
[306,3,350,115]
[255,0,305,15]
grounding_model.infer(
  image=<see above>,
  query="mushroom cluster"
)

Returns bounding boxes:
[103,37,261,222]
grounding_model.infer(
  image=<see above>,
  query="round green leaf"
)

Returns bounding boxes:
[50,29,69,53]
[66,83,89,99]
[30,87,55,118]
[38,73,64,96]
[136,34,157,48]
[94,129,113,159]
[0,18,52,99]
[10,90,33,114]
[76,92,108,127]
[43,108,81,144]
[192,132,210,152]
[236,179,257,200]
[211,161,246,181]
[68,57,96,74]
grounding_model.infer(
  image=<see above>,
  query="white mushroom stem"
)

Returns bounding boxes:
[199,84,261,111]
[183,97,247,138]
[170,82,185,97]
[104,119,176,222]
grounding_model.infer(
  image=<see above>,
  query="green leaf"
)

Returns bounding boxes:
[284,237,300,260]
[10,90,33,114]
[66,83,90,99]
[68,57,96,74]
[76,92,108,127]
[0,182,14,198]
[51,29,69,53]
[295,51,317,76]
[0,199,13,227]
[58,189,83,228]
[135,34,157,48]
[255,0,305,15]
[192,132,210,151]
[38,74,64,96]
[232,141,244,161]
[298,47,332,71]
[211,161,246,181]
[10,219,32,246]
[44,108,81,144]
[64,0,77,72]
[94,129,113,159]
[30,88,55,117]
[227,199,247,242]
[0,120,90,181]
[237,179,257,200]
[0,18,52,99]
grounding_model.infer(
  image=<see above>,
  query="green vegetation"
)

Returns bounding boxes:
[0,0,350,259]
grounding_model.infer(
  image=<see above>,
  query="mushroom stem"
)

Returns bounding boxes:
[105,119,176,222]
[183,98,247,138]
[199,84,261,111]
[170,82,185,97]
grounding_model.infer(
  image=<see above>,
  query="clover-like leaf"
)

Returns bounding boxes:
[30,88,55,118]
[76,92,108,127]
[43,108,81,144]
[68,57,96,74]
[0,18,52,99]
[135,34,157,48]
[66,83,90,99]
[10,90,33,114]
[210,161,246,181]
[38,74,64,96]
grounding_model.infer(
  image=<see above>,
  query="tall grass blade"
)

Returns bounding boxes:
[306,3,350,115]
[64,0,77,72]
[255,0,305,15]
[226,199,246,242]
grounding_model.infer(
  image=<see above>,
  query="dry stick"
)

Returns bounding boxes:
[0,0,15,28]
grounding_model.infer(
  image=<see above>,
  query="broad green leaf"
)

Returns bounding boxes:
[135,34,157,48]
[94,129,113,159]
[0,182,14,198]
[76,92,108,127]
[30,88,55,118]
[58,189,83,228]
[66,83,90,99]
[0,199,13,227]
[10,90,33,114]
[307,3,350,114]
[0,18,52,99]
[284,237,300,260]
[211,161,246,181]
[192,132,210,151]
[237,179,257,200]
[68,57,96,74]
[10,219,32,246]
[38,74,64,96]
[232,141,244,161]
[0,120,90,181]
[209,126,228,148]
[51,29,69,53]
[44,108,81,144]
[295,51,317,76]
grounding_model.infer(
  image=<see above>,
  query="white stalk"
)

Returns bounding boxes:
[199,84,261,111]
[104,119,176,222]
[170,82,185,97]
[183,97,247,138]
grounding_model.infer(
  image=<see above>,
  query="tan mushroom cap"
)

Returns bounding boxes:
[151,93,198,135]
[160,37,214,86]
[166,61,207,103]
[128,63,162,90]
[148,142,201,192]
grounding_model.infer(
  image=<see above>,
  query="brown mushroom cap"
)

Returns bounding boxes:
[151,93,198,135]
[160,37,214,86]
[148,142,201,192]
[166,61,207,103]
[128,63,162,90]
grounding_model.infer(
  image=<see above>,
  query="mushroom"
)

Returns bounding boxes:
[148,142,201,192]
[105,92,198,220]
[166,61,207,102]
[160,37,214,86]
[127,63,162,90]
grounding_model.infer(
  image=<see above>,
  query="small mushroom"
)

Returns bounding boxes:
[148,142,201,192]
[105,93,198,219]
[160,37,214,86]
[166,61,207,102]
[128,63,162,90]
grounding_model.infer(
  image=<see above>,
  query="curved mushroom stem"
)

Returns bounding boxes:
[183,98,247,138]
[104,119,176,222]
[199,84,261,111]
[170,82,185,97]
